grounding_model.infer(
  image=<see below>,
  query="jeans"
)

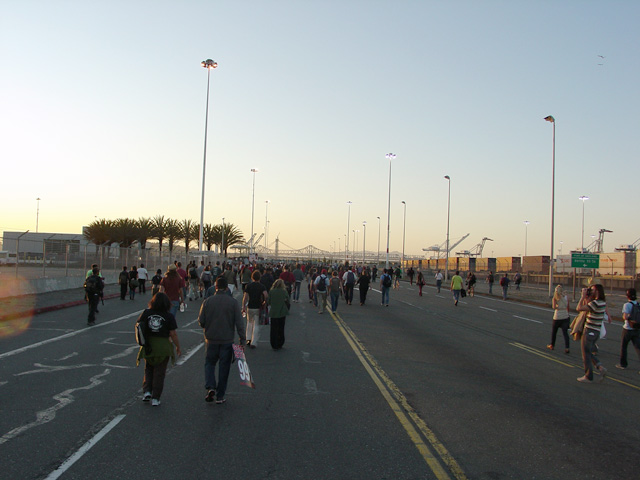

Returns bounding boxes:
[170,300,180,317]
[381,286,389,305]
[330,291,340,312]
[550,318,570,349]
[502,286,508,300]
[436,280,442,293]
[205,342,234,399]
[293,281,302,301]
[344,284,354,304]
[87,294,99,324]
[139,279,146,294]
[452,289,461,303]
[488,282,493,294]
[129,286,136,300]
[581,328,602,380]
[359,287,368,305]
[270,317,286,349]
[619,328,640,368]
[247,308,261,344]
[317,292,327,313]
[120,283,128,300]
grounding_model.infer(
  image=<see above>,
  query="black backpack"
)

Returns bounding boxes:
[84,275,102,295]
[382,275,392,288]
[316,275,327,292]
[628,302,640,329]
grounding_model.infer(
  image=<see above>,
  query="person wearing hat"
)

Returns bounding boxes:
[547,285,571,354]
[160,264,185,317]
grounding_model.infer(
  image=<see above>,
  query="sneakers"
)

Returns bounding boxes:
[577,376,593,383]
[598,366,607,382]
[216,397,226,404]
[205,389,216,403]
[151,399,161,406]
[546,344,554,351]
[142,392,152,402]
[615,364,627,369]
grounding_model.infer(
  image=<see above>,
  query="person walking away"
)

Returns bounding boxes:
[292,264,305,303]
[268,279,290,350]
[201,265,213,295]
[451,270,463,306]
[500,273,510,300]
[616,288,640,371]
[314,269,329,314]
[576,284,610,383]
[547,285,571,354]
[514,272,522,291]
[435,270,444,293]
[136,292,181,406]
[342,267,357,305]
[84,266,104,326]
[198,277,245,404]
[151,269,163,296]
[240,264,252,292]
[137,263,149,294]
[407,267,415,285]
[160,264,185,317]
[260,266,275,293]
[211,261,223,282]
[380,269,392,306]
[371,265,378,282]
[119,266,129,300]
[467,272,476,297]
[222,264,238,295]
[486,271,494,294]
[280,264,295,298]
[394,266,402,289]
[356,269,371,305]
[416,270,426,296]
[188,263,199,301]
[242,270,267,348]
[128,266,139,300]
[196,261,205,297]
[176,262,188,299]
[328,271,341,313]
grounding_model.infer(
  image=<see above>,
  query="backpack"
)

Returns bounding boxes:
[84,275,102,295]
[346,271,355,284]
[189,267,198,279]
[499,277,506,287]
[628,302,640,329]
[119,271,129,285]
[330,277,341,292]
[382,275,392,288]
[316,275,327,292]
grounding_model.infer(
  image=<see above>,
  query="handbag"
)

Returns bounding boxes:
[460,288,466,298]
[570,311,587,341]
[600,318,607,340]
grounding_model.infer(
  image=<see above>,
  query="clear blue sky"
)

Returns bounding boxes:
[2,1,637,258]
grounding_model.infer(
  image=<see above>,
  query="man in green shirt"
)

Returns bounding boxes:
[450,270,463,306]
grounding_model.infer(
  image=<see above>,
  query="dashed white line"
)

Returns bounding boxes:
[513,315,543,324]
[479,306,498,312]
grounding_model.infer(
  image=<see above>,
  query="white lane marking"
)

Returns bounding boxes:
[44,414,126,480]
[16,363,96,376]
[513,315,543,324]
[304,378,318,394]
[479,306,498,312]
[301,351,321,364]
[0,369,111,445]
[55,352,79,361]
[0,312,142,361]
[175,342,204,366]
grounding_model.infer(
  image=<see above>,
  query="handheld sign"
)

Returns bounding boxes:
[232,344,256,389]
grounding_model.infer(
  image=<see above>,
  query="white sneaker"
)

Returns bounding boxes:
[151,399,161,406]
[142,392,151,402]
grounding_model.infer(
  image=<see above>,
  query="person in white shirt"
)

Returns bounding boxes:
[137,264,149,294]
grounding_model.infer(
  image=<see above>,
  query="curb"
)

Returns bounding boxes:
[0,293,120,322]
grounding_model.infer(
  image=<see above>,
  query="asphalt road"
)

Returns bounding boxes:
[1,283,639,480]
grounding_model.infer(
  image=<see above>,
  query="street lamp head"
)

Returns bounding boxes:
[401,200,406,205]
[201,59,218,69]
[363,221,367,225]
[377,216,380,220]
[385,153,396,161]
[524,220,530,225]
[544,115,555,123]
[444,175,450,180]
[251,168,258,173]
[579,195,589,202]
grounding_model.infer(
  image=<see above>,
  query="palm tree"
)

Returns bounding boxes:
[219,223,244,256]
[137,217,153,250]
[180,219,197,258]
[113,218,139,248]
[165,219,180,260]
[203,223,216,251]
[83,219,113,262]
[151,215,168,256]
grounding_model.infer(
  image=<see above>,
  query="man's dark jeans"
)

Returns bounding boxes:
[205,343,234,399]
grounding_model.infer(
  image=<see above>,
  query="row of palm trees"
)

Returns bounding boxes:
[83,216,245,257]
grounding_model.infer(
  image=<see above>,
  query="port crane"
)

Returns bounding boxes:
[456,237,493,257]
[422,233,470,258]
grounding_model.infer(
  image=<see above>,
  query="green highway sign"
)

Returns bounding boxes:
[571,253,600,269]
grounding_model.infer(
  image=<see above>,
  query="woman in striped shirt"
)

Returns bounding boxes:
[576,284,611,383]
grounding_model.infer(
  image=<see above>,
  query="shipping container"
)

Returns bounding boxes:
[496,257,521,272]
[522,256,550,273]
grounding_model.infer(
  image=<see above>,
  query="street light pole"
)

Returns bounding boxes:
[36,197,41,233]
[221,217,225,257]
[544,115,555,297]
[346,201,352,264]
[376,216,381,266]
[401,201,407,268]
[362,221,367,264]
[250,168,258,254]
[265,200,270,250]
[579,195,589,252]
[199,59,218,253]
[524,220,530,257]
[385,153,396,269]
[444,175,451,281]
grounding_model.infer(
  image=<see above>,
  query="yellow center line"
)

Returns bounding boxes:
[330,310,467,480]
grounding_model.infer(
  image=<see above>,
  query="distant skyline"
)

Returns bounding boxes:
[2,1,638,258]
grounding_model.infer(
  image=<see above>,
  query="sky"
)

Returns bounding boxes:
[2,0,638,258]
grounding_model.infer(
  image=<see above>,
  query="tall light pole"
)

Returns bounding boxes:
[376,216,381,266]
[385,153,396,268]
[250,168,258,254]
[36,197,41,233]
[346,201,353,264]
[353,229,359,263]
[199,59,218,253]
[444,175,451,281]
[264,200,270,250]
[221,217,225,257]
[362,221,367,264]
[523,220,530,257]
[401,201,407,268]
[544,115,556,297]
[579,195,589,252]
